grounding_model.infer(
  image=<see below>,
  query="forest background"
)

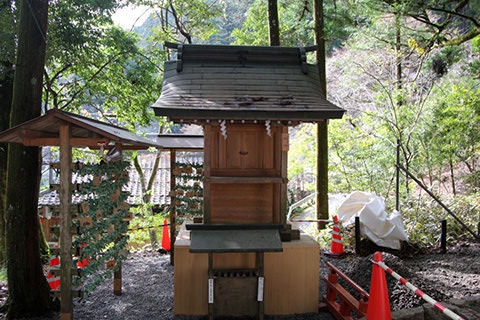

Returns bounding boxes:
[2,0,480,250]
[126,0,480,246]
[0,0,479,317]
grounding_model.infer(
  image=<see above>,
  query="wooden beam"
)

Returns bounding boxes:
[205,176,285,184]
[19,129,56,139]
[22,137,109,147]
[59,123,73,320]
[88,145,149,150]
[21,137,150,150]
[54,289,83,299]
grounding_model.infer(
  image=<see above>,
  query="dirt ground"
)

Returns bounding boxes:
[1,241,479,319]
[321,241,480,312]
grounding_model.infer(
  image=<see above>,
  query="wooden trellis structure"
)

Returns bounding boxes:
[0,109,160,320]
[149,133,204,264]
[153,44,345,319]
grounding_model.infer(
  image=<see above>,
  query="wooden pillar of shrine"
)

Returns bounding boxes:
[170,149,176,265]
[59,123,73,320]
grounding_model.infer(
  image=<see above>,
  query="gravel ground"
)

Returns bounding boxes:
[1,241,479,319]
[8,252,333,320]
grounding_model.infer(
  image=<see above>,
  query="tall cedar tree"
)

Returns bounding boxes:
[267,0,280,46]
[0,0,15,263]
[313,0,329,229]
[4,0,58,317]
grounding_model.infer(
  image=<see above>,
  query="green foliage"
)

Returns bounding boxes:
[401,194,479,248]
[358,0,480,49]
[0,266,6,282]
[231,0,269,46]
[208,0,253,44]
[288,123,316,192]
[127,206,168,250]
[45,24,161,129]
[472,35,480,54]
[138,0,221,45]
[231,0,358,49]
[329,116,396,197]
[419,80,480,191]
[72,160,131,295]
[173,162,203,217]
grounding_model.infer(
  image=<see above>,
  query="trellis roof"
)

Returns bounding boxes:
[0,108,159,149]
[152,44,345,122]
[146,134,204,150]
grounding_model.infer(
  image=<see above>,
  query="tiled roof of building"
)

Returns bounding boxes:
[39,151,203,207]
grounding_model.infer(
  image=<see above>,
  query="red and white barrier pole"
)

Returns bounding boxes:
[371,258,465,320]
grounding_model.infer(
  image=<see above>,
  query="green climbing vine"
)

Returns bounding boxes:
[172,162,204,218]
[71,160,131,294]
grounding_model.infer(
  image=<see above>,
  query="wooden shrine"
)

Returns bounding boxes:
[0,109,160,320]
[153,44,345,319]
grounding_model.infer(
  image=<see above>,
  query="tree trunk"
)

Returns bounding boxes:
[5,0,58,317]
[37,215,49,258]
[395,14,408,194]
[133,124,165,249]
[0,62,13,265]
[0,0,15,266]
[313,0,329,230]
[267,0,280,46]
[449,157,456,196]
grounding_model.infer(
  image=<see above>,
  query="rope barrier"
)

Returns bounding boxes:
[370,259,465,320]
[128,223,170,232]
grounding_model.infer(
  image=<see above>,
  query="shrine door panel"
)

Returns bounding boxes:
[210,183,274,224]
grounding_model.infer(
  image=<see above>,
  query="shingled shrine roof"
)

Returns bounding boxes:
[152,43,345,122]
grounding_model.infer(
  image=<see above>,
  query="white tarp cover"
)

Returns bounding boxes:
[337,191,408,249]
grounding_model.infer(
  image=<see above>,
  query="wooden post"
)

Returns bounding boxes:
[441,219,447,254]
[478,211,480,237]
[280,125,288,228]
[256,252,265,320]
[114,144,123,296]
[113,263,122,296]
[313,0,329,231]
[208,253,214,320]
[170,149,176,266]
[395,139,400,211]
[355,216,361,255]
[203,125,212,224]
[59,123,73,320]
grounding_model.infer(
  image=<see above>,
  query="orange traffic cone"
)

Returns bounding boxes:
[325,216,345,258]
[161,219,171,251]
[367,252,392,320]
